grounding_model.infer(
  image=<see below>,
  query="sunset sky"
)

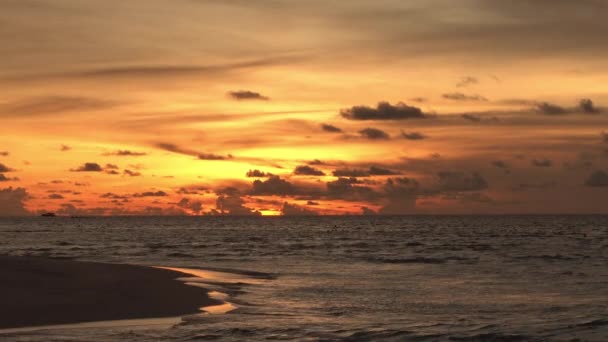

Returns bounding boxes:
[1,0,608,216]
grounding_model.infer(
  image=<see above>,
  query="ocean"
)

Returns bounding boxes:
[1,216,607,341]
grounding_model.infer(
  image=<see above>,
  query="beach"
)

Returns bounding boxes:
[0,256,220,329]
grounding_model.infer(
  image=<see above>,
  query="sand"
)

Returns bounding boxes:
[0,256,221,329]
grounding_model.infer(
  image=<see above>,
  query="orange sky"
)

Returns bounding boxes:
[1,0,608,216]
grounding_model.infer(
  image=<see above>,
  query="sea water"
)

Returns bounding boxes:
[0,215,607,341]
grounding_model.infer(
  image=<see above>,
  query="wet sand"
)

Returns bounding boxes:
[0,256,221,329]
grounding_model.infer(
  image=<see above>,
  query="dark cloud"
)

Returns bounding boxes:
[584,170,608,187]
[361,206,377,215]
[326,177,377,201]
[532,159,552,167]
[437,172,488,192]
[60,145,71,152]
[215,187,260,216]
[369,166,399,176]
[294,165,325,176]
[341,102,427,120]
[456,76,479,88]
[48,194,64,200]
[0,174,18,182]
[100,193,129,200]
[124,169,142,177]
[0,163,15,173]
[155,142,197,156]
[333,168,370,177]
[379,177,419,215]
[281,202,317,216]
[0,187,29,216]
[579,98,600,114]
[510,181,557,192]
[252,176,296,196]
[0,151,9,157]
[70,162,103,172]
[176,198,203,215]
[199,153,232,161]
[105,164,119,170]
[228,90,269,101]
[536,102,568,115]
[102,150,147,157]
[401,131,426,140]
[321,123,343,133]
[0,96,117,117]
[359,128,390,140]
[133,191,168,197]
[461,114,482,122]
[333,166,398,177]
[492,160,509,169]
[246,169,273,178]
[443,93,488,102]
[37,57,300,80]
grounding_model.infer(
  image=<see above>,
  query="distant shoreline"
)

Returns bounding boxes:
[0,256,221,329]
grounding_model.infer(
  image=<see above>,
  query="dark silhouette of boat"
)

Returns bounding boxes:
[41,213,57,217]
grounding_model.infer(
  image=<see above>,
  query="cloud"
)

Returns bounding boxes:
[379,177,419,215]
[369,166,399,176]
[579,98,600,114]
[0,174,18,182]
[281,202,317,216]
[532,159,552,167]
[461,114,482,122]
[584,170,608,187]
[333,168,370,177]
[442,93,488,102]
[198,153,233,161]
[228,90,270,101]
[294,165,325,176]
[326,177,377,201]
[341,102,427,120]
[70,162,103,172]
[36,57,300,80]
[0,151,9,157]
[0,96,117,116]
[321,124,343,133]
[456,76,479,88]
[332,166,398,177]
[176,198,203,215]
[536,102,568,115]
[102,150,147,157]
[133,191,168,197]
[60,145,71,152]
[401,131,426,140]
[48,194,64,200]
[252,176,297,196]
[215,187,260,216]
[246,169,273,178]
[123,169,142,177]
[437,172,488,192]
[492,160,509,169]
[0,163,15,172]
[155,142,198,156]
[155,142,232,161]
[0,187,29,216]
[359,128,390,140]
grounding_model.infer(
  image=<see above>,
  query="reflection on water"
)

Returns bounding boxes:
[0,216,607,341]
[157,267,243,315]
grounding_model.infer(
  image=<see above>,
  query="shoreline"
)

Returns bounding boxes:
[0,256,222,329]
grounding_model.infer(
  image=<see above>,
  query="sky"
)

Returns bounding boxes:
[1,0,608,216]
